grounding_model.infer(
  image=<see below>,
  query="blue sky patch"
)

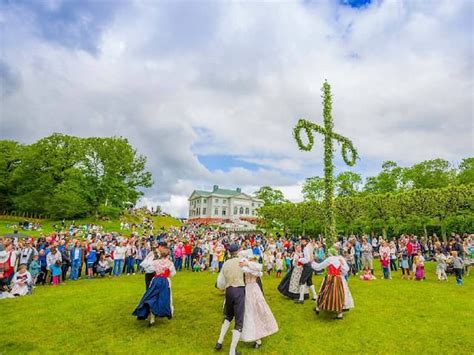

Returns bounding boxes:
[198,154,261,172]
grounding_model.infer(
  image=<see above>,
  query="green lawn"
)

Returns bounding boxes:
[1,262,473,355]
[0,215,182,238]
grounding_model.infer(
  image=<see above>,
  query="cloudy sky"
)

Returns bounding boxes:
[1,0,472,217]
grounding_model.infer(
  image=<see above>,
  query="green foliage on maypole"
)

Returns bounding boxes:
[293,81,359,245]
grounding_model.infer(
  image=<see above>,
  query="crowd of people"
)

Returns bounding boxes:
[0,221,472,300]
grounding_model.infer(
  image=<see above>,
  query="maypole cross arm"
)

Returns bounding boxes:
[293,119,358,166]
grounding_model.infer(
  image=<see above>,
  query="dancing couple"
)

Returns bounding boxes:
[132,246,176,326]
[215,244,278,355]
[278,236,317,303]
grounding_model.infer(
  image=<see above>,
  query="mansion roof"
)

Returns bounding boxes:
[189,185,263,202]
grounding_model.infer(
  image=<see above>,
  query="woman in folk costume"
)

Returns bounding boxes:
[277,244,309,300]
[132,247,176,326]
[339,254,355,311]
[311,247,350,320]
[239,250,278,349]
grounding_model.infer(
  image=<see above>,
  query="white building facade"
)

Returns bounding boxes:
[188,185,264,220]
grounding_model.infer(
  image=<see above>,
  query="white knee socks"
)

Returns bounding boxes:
[299,285,306,301]
[218,319,231,344]
[229,329,241,355]
[309,285,317,299]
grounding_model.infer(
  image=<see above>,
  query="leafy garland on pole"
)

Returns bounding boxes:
[293,80,359,245]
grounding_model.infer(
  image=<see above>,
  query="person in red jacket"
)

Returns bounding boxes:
[184,241,193,271]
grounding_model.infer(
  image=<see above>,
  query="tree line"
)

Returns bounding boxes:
[0,134,153,219]
[255,158,473,239]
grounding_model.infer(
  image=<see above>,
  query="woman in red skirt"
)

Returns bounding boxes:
[311,247,350,320]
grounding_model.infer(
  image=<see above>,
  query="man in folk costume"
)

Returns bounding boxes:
[215,244,245,355]
[294,236,318,304]
[311,247,351,320]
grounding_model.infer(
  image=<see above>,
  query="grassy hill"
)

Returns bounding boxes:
[0,214,183,238]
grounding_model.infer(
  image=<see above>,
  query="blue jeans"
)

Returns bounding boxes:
[113,259,124,276]
[126,257,135,274]
[174,257,182,271]
[185,255,192,270]
[70,259,81,280]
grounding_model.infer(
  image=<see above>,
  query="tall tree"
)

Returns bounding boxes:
[456,157,474,185]
[302,176,325,201]
[403,159,455,189]
[335,171,362,197]
[0,140,22,212]
[364,161,405,193]
[254,186,287,205]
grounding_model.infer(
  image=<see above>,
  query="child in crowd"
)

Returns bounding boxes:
[264,252,274,276]
[96,254,112,277]
[284,252,292,272]
[400,244,411,280]
[28,254,41,285]
[275,253,283,278]
[413,253,425,281]
[434,250,448,281]
[360,267,376,281]
[200,256,207,271]
[452,251,464,286]
[50,260,62,286]
[86,248,97,279]
[344,250,354,279]
[10,264,32,296]
[193,256,201,272]
[380,251,391,280]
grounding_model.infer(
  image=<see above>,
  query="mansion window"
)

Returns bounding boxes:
[245,208,249,215]
[215,208,219,215]
[252,210,255,216]
[215,198,219,203]
[222,208,226,216]
[234,207,238,215]
[203,208,206,215]
[203,199,207,203]
[223,199,227,204]
[252,202,254,207]
[239,207,243,215]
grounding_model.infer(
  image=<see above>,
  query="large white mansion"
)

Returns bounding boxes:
[188,185,264,220]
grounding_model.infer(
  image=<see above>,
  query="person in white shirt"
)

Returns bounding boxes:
[113,242,127,276]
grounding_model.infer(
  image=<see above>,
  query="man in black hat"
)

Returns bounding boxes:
[295,236,318,303]
[215,243,245,355]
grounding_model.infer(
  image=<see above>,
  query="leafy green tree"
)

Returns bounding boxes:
[0,140,22,212]
[254,186,287,205]
[5,134,153,218]
[302,176,325,201]
[403,159,455,189]
[335,171,362,197]
[364,161,405,193]
[456,157,474,185]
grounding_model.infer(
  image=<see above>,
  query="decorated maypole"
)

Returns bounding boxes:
[293,81,358,245]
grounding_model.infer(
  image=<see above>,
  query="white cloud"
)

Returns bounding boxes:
[0,0,472,217]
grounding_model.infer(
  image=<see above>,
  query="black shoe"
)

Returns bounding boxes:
[254,342,262,349]
[294,300,304,304]
[215,343,222,350]
[312,298,317,301]
[314,307,320,315]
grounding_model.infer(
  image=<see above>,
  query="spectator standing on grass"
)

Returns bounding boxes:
[173,242,184,271]
[452,251,464,285]
[59,241,71,283]
[113,242,126,276]
[361,238,374,275]
[69,242,83,281]
[184,241,193,271]
[86,248,97,279]
[125,241,137,275]
[389,241,398,272]
[46,246,61,284]
[19,240,36,268]
[28,254,41,285]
